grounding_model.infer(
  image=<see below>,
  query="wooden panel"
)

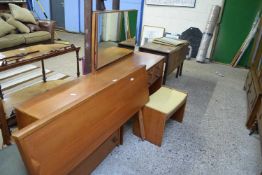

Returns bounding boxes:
[257,99,262,152]
[247,81,257,111]
[13,66,149,175]
[69,129,121,175]
[244,71,252,90]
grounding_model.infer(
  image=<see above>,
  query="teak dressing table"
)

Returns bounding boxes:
[11,9,165,175]
[12,51,164,175]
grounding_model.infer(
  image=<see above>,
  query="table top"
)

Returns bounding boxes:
[0,44,80,71]
[140,42,188,54]
[15,51,164,121]
[118,38,136,47]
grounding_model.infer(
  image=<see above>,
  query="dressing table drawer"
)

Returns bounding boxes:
[147,61,164,86]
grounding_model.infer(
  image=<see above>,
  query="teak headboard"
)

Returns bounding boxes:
[13,66,149,175]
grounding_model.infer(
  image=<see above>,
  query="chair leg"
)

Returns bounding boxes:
[171,102,186,123]
[138,110,145,140]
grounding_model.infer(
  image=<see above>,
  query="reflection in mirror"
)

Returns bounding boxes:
[94,10,138,70]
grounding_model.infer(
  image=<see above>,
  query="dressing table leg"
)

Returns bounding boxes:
[138,110,145,140]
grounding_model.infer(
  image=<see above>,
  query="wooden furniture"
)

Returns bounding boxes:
[244,19,262,130]
[139,42,189,84]
[0,80,68,145]
[133,86,187,146]
[0,44,81,99]
[91,10,138,71]
[15,52,164,129]
[11,51,163,174]
[13,66,149,175]
[118,38,136,50]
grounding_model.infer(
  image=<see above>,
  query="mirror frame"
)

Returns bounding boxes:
[91,10,138,73]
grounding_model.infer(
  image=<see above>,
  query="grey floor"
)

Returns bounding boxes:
[3,31,262,174]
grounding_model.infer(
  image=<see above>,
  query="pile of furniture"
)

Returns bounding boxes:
[0,9,189,175]
[0,3,55,51]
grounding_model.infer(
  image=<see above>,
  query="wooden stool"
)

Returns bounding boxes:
[133,86,187,146]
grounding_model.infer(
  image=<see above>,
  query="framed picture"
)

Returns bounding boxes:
[146,0,196,8]
[140,25,165,46]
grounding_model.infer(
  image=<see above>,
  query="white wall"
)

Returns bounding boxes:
[143,0,223,34]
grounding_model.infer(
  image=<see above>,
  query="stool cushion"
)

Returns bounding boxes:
[146,87,187,114]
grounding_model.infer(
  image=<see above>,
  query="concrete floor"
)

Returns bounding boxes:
[2,31,262,174]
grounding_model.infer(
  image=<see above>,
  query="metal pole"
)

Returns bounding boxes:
[83,0,93,74]
[112,0,120,10]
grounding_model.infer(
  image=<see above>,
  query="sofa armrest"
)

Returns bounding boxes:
[38,20,56,43]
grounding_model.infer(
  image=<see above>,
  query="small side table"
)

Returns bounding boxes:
[139,42,189,84]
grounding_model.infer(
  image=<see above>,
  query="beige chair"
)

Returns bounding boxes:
[133,86,187,146]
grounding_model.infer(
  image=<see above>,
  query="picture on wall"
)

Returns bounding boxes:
[140,25,165,46]
[146,0,196,8]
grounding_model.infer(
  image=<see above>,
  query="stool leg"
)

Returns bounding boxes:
[171,102,186,123]
[138,110,145,140]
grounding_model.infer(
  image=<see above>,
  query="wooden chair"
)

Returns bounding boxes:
[133,86,187,146]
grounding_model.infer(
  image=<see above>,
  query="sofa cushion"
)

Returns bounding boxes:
[9,3,37,24]
[0,13,13,20]
[26,24,41,33]
[0,34,25,49]
[22,31,51,44]
[7,18,30,34]
[0,18,15,37]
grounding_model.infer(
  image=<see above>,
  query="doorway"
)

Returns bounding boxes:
[50,0,65,28]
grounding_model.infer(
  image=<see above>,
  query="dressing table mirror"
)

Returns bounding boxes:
[92,10,138,71]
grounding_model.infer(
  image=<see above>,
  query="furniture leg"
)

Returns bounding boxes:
[170,102,186,123]
[179,61,184,76]
[138,110,145,140]
[163,62,168,85]
[0,84,3,99]
[76,49,80,77]
[41,59,46,82]
[176,66,180,78]
[0,100,11,145]
[143,107,166,146]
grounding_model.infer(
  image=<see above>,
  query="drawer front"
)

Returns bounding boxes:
[147,61,164,86]
[70,129,121,175]
[247,81,258,111]
[245,71,252,90]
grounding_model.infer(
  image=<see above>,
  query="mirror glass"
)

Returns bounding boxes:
[94,10,138,70]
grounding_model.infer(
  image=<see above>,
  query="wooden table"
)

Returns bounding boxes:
[139,42,189,84]
[12,52,164,174]
[118,38,136,50]
[0,44,81,99]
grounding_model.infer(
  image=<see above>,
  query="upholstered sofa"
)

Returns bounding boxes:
[0,3,56,51]
[0,20,56,51]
